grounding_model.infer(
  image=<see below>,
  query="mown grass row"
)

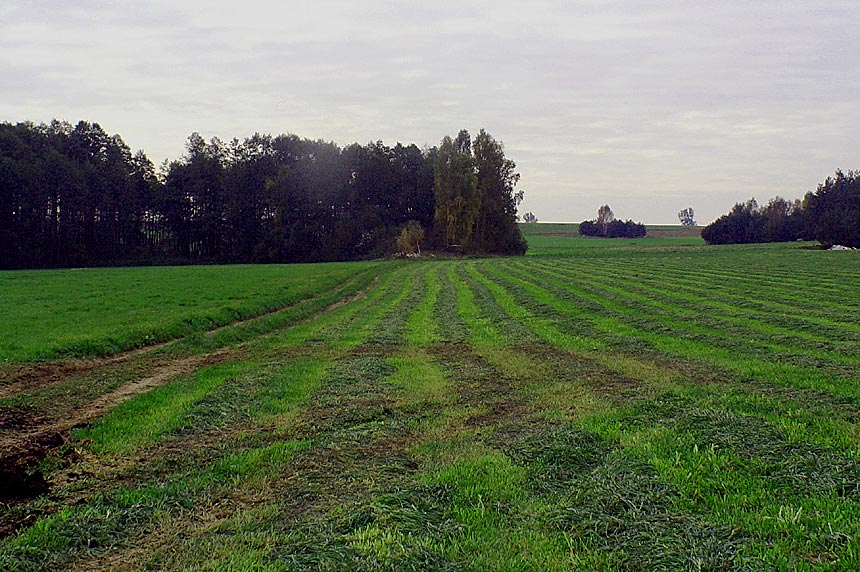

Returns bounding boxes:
[455,254,860,569]
[3,241,860,570]
[483,258,860,400]
[1,262,428,569]
[508,258,860,371]
[566,249,860,321]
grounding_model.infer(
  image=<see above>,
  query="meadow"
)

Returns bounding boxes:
[0,262,381,362]
[2,228,860,571]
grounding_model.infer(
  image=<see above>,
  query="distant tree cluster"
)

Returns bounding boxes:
[700,197,803,245]
[0,121,526,268]
[579,205,646,238]
[0,120,159,268]
[701,170,860,248]
[804,170,860,248]
[678,207,696,226]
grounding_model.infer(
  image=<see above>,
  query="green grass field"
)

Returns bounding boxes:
[2,226,860,570]
[0,262,382,362]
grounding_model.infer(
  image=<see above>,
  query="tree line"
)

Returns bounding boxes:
[0,121,525,268]
[701,170,860,248]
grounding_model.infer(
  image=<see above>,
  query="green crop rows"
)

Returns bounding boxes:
[2,236,860,570]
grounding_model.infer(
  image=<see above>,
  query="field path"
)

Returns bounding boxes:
[0,306,287,400]
[0,280,379,510]
[0,281,374,402]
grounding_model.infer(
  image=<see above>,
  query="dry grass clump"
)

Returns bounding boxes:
[507,425,613,488]
[270,485,461,572]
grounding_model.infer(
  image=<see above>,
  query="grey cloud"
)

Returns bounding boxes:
[2,0,858,224]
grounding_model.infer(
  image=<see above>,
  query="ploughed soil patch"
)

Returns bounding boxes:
[0,356,146,401]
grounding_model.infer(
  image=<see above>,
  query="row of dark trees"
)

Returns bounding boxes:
[0,121,525,268]
[579,205,647,238]
[701,170,860,248]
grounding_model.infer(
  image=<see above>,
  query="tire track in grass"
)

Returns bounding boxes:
[0,349,238,500]
[0,265,382,433]
[243,262,413,353]
[0,264,385,371]
[0,266,387,514]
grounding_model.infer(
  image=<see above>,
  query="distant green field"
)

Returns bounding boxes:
[519,222,702,237]
[519,222,706,256]
[4,238,860,570]
[0,262,383,362]
[519,222,583,237]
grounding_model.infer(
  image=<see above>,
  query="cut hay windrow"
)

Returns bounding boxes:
[3,236,860,570]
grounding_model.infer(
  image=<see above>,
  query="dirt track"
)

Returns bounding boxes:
[0,348,236,504]
[0,286,372,506]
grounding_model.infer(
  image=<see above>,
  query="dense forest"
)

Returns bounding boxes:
[0,121,525,268]
[702,170,860,248]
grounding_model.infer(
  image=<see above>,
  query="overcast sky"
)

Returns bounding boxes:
[2,1,858,224]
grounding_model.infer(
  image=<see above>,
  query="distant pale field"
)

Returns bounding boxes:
[3,234,860,570]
